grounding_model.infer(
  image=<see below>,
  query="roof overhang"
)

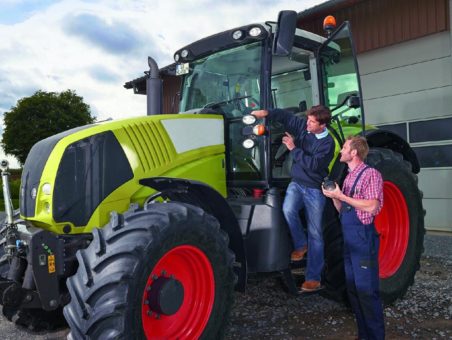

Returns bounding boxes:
[297,0,363,21]
[123,63,177,94]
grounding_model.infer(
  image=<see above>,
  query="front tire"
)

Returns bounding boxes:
[63,202,235,339]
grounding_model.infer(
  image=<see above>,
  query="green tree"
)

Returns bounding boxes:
[2,90,95,165]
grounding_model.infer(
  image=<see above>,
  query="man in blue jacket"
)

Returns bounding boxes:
[253,105,334,292]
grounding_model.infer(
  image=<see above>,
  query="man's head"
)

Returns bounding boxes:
[306,105,332,134]
[340,136,369,163]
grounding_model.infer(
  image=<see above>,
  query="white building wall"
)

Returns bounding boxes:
[357,31,452,232]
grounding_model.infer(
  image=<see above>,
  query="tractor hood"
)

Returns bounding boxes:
[20,114,226,234]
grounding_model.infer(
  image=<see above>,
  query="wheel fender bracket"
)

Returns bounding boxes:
[140,177,248,291]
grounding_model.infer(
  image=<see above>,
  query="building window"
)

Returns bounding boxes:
[413,144,452,168]
[409,117,452,143]
[376,123,407,141]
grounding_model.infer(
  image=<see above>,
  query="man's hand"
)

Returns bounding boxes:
[322,183,343,212]
[323,183,380,214]
[322,183,343,199]
[251,110,268,118]
[282,132,295,151]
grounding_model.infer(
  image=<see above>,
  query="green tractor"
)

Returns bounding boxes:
[0,11,424,339]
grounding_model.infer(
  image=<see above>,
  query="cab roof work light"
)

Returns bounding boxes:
[323,15,336,36]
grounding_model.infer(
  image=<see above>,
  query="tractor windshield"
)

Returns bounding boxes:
[179,42,262,117]
[179,42,266,183]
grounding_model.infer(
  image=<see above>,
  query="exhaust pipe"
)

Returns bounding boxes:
[146,56,163,115]
[1,160,14,225]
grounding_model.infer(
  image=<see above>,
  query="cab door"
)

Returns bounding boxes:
[317,22,365,142]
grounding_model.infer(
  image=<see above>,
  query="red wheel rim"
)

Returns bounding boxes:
[141,245,215,339]
[374,181,409,278]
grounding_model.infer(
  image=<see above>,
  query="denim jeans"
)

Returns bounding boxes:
[283,181,326,282]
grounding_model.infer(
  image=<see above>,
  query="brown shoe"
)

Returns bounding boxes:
[291,246,308,261]
[301,280,321,292]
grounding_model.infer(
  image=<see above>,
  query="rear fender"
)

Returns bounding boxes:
[139,177,247,291]
[365,129,420,173]
[328,128,420,185]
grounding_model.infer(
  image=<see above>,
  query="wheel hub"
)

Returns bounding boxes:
[141,245,215,338]
[146,276,184,316]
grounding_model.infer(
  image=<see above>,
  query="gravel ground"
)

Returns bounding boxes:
[225,233,452,339]
[0,234,450,339]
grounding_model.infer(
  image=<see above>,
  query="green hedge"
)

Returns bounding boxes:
[9,179,21,199]
[9,169,22,181]
[0,174,21,211]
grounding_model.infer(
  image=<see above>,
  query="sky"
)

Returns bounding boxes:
[0,0,326,167]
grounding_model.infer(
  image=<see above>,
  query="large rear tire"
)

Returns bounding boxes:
[63,202,235,339]
[366,148,425,304]
[322,148,425,305]
[322,199,347,302]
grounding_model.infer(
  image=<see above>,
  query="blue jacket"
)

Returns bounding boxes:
[269,109,335,189]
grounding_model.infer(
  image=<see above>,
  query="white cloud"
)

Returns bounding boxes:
[0,0,326,167]
[0,148,20,169]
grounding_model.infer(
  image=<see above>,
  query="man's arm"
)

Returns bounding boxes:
[291,138,334,172]
[252,109,305,136]
[252,110,268,119]
[322,183,380,214]
[339,195,380,214]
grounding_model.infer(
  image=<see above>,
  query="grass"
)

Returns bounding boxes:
[0,199,19,211]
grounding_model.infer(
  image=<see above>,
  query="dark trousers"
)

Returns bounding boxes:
[341,206,385,340]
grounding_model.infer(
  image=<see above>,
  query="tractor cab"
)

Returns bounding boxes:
[174,11,364,193]
[165,12,369,286]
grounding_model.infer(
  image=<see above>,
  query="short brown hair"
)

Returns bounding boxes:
[307,105,332,125]
[347,135,369,160]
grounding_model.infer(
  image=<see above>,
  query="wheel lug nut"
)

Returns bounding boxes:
[144,299,149,305]
[161,270,167,276]
[151,274,158,280]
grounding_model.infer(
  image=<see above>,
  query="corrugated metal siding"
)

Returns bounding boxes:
[298,0,449,54]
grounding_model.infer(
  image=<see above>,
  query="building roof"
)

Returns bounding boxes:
[297,0,449,54]
[298,0,362,20]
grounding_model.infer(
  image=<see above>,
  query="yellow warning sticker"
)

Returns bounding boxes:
[48,255,55,274]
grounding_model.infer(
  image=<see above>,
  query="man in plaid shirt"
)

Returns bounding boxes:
[322,136,384,340]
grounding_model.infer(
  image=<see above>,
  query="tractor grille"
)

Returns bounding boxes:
[121,121,173,172]
[20,125,92,218]
[53,131,133,226]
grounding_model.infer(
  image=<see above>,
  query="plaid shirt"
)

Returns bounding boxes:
[342,162,384,224]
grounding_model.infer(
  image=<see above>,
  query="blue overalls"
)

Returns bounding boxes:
[340,166,385,340]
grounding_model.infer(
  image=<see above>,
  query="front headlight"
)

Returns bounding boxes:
[42,183,52,195]
[31,187,37,199]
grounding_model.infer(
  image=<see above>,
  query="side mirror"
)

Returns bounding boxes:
[347,95,361,109]
[272,10,297,56]
[298,100,307,112]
